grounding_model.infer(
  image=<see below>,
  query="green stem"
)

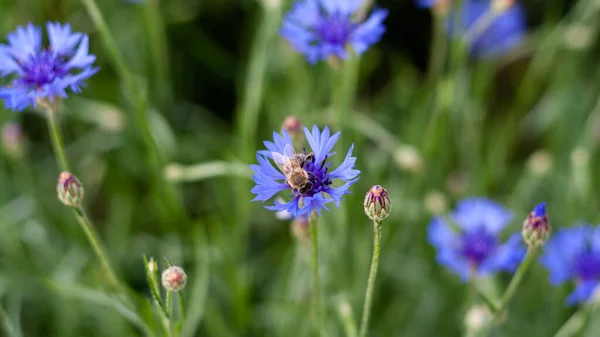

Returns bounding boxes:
[46,108,70,172]
[0,303,21,337]
[494,246,537,317]
[74,206,121,292]
[178,292,186,320]
[358,221,382,337]
[336,298,357,337]
[332,53,360,133]
[553,304,594,337]
[309,217,325,336]
[166,290,174,336]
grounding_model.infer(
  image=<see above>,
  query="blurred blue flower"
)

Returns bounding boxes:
[280,0,388,64]
[541,224,600,305]
[0,22,99,111]
[250,125,360,218]
[418,0,526,57]
[428,198,526,281]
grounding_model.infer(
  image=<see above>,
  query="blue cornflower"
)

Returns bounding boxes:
[541,224,600,305]
[250,125,360,218]
[280,0,388,64]
[0,22,99,111]
[418,0,526,57]
[428,198,526,281]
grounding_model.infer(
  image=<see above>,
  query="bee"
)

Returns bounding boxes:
[272,144,315,194]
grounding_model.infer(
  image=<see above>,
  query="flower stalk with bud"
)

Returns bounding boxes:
[57,172,121,292]
[359,185,391,337]
[489,203,549,325]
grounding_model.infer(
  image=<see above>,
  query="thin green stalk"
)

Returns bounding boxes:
[178,292,185,320]
[0,303,21,337]
[46,108,70,172]
[336,298,357,337]
[309,217,325,337]
[358,221,382,337]
[143,255,168,318]
[166,290,174,336]
[82,0,187,225]
[74,207,121,292]
[332,53,360,134]
[142,0,172,109]
[494,247,537,318]
[553,304,595,337]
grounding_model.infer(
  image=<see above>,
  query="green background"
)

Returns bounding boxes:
[0,0,599,336]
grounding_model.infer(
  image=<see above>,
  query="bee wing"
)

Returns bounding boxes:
[283,143,296,158]
[272,152,292,174]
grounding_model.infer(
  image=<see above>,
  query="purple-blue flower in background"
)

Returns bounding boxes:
[428,198,526,280]
[250,125,360,218]
[280,0,388,64]
[417,0,526,57]
[0,22,99,111]
[541,224,600,306]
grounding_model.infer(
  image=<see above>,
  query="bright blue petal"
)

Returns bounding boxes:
[478,233,525,275]
[328,143,360,180]
[351,8,388,54]
[451,198,513,234]
[428,216,458,250]
[566,281,599,306]
[6,23,41,61]
[541,225,592,285]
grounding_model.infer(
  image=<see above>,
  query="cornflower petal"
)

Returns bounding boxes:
[428,197,525,281]
[280,0,387,64]
[0,22,98,111]
[541,224,600,305]
[251,124,360,218]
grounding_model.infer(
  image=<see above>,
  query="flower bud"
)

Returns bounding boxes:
[281,116,302,141]
[161,266,187,292]
[57,172,85,207]
[522,202,550,246]
[148,258,158,273]
[364,185,391,223]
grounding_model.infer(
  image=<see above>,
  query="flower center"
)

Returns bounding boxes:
[316,15,355,45]
[575,252,600,281]
[460,228,498,266]
[20,50,66,88]
[298,153,332,198]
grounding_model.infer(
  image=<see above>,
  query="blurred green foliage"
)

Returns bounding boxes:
[0,0,600,336]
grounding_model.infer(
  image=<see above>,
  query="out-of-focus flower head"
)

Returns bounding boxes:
[1,121,25,159]
[250,125,360,218]
[161,265,187,292]
[417,0,526,57]
[281,116,303,141]
[280,0,388,64]
[541,224,600,305]
[428,198,526,281]
[0,22,99,111]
